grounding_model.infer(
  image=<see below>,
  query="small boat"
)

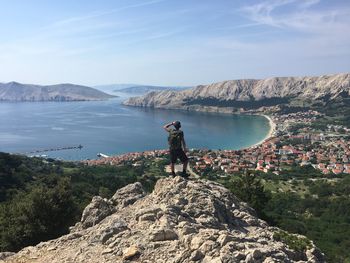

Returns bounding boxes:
[97,153,109,158]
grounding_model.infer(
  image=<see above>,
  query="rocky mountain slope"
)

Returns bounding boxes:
[0,177,325,263]
[116,85,189,95]
[124,73,350,112]
[0,82,114,102]
[94,84,189,96]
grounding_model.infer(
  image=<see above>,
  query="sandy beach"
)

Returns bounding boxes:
[248,114,276,148]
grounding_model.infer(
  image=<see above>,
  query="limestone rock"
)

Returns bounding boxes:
[190,250,204,261]
[0,252,15,260]
[0,82,114,102]
[122,245,140,260]
[99,219,128,244]
[110,182,146,209]
[124,73,350,112]
[2,177,326,263]
[151,228,178,242]
[80,196,115,229]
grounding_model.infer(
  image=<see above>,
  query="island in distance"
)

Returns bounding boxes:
[0,81,115,102]
[94,83,190,96]
[115,85,189,94]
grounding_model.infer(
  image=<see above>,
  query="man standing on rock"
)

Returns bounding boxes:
[163,121,189,178]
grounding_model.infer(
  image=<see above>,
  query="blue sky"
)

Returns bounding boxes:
[0,0,349,86]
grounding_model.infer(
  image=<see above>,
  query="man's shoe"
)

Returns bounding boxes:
[181,172,189,179]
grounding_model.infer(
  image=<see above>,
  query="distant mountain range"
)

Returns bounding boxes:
[124,73,350,113]
[94,84,190,95]
[0,82,114,102]
[116,85,189,94]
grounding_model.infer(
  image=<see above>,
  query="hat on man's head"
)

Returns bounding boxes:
[173,121,181,129]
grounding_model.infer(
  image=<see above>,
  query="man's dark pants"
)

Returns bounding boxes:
[170,148,188,164]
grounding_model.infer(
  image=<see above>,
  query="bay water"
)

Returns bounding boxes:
[0,95,270,160]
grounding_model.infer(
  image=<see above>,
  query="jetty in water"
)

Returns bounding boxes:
[25,145,83,154]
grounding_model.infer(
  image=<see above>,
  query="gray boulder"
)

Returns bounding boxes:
[110,182,146,209]
[80,196,115,229]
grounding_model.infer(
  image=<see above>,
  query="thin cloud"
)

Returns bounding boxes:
[240,0,296,28]
[216,22,267,31]
[298,0,320,9]
[51,0,167,27]
[240,0,350,34]
[0,1,349,85]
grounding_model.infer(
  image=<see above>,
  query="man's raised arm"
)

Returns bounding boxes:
[163,122,174,132]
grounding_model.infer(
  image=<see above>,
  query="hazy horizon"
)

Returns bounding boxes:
[1,71,350,88]
[0,0,349,87]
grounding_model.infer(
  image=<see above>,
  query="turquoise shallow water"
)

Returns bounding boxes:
[0,96,270,160]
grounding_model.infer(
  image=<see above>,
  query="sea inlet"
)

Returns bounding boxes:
[0,96,270,160]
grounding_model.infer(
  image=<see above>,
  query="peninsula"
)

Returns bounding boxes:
[0,82,114,102]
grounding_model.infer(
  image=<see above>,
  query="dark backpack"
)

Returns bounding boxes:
[168,130,183,150]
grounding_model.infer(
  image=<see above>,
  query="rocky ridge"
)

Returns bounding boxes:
[116,85,189,95]
[1,177,325,263]
[0,82,114,102]
[124,73,350,111]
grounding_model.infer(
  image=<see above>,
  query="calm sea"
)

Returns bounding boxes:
[0,95,270,160]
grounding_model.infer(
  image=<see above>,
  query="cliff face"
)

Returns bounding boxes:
[0,82,114,102]
[1,177,325,263]
[124,73,350,111]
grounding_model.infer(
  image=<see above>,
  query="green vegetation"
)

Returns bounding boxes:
[1,152,350,262]
[184,97,290,109]
[0,177,76,251]
[273,230,311,252]
[219,173,271,219]
[214,168,350,263]
[318,98,350,126]
[0,153,163,252]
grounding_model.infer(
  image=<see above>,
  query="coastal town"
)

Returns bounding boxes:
[86,110,350,177]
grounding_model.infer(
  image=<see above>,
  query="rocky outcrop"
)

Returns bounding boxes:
[124,73,350,111]
[75,196,115,230]
[70,182,146,232]
[110,182,146,210]
[2,177,325,263]
[0,82,114,102]
[0,253,14,261]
